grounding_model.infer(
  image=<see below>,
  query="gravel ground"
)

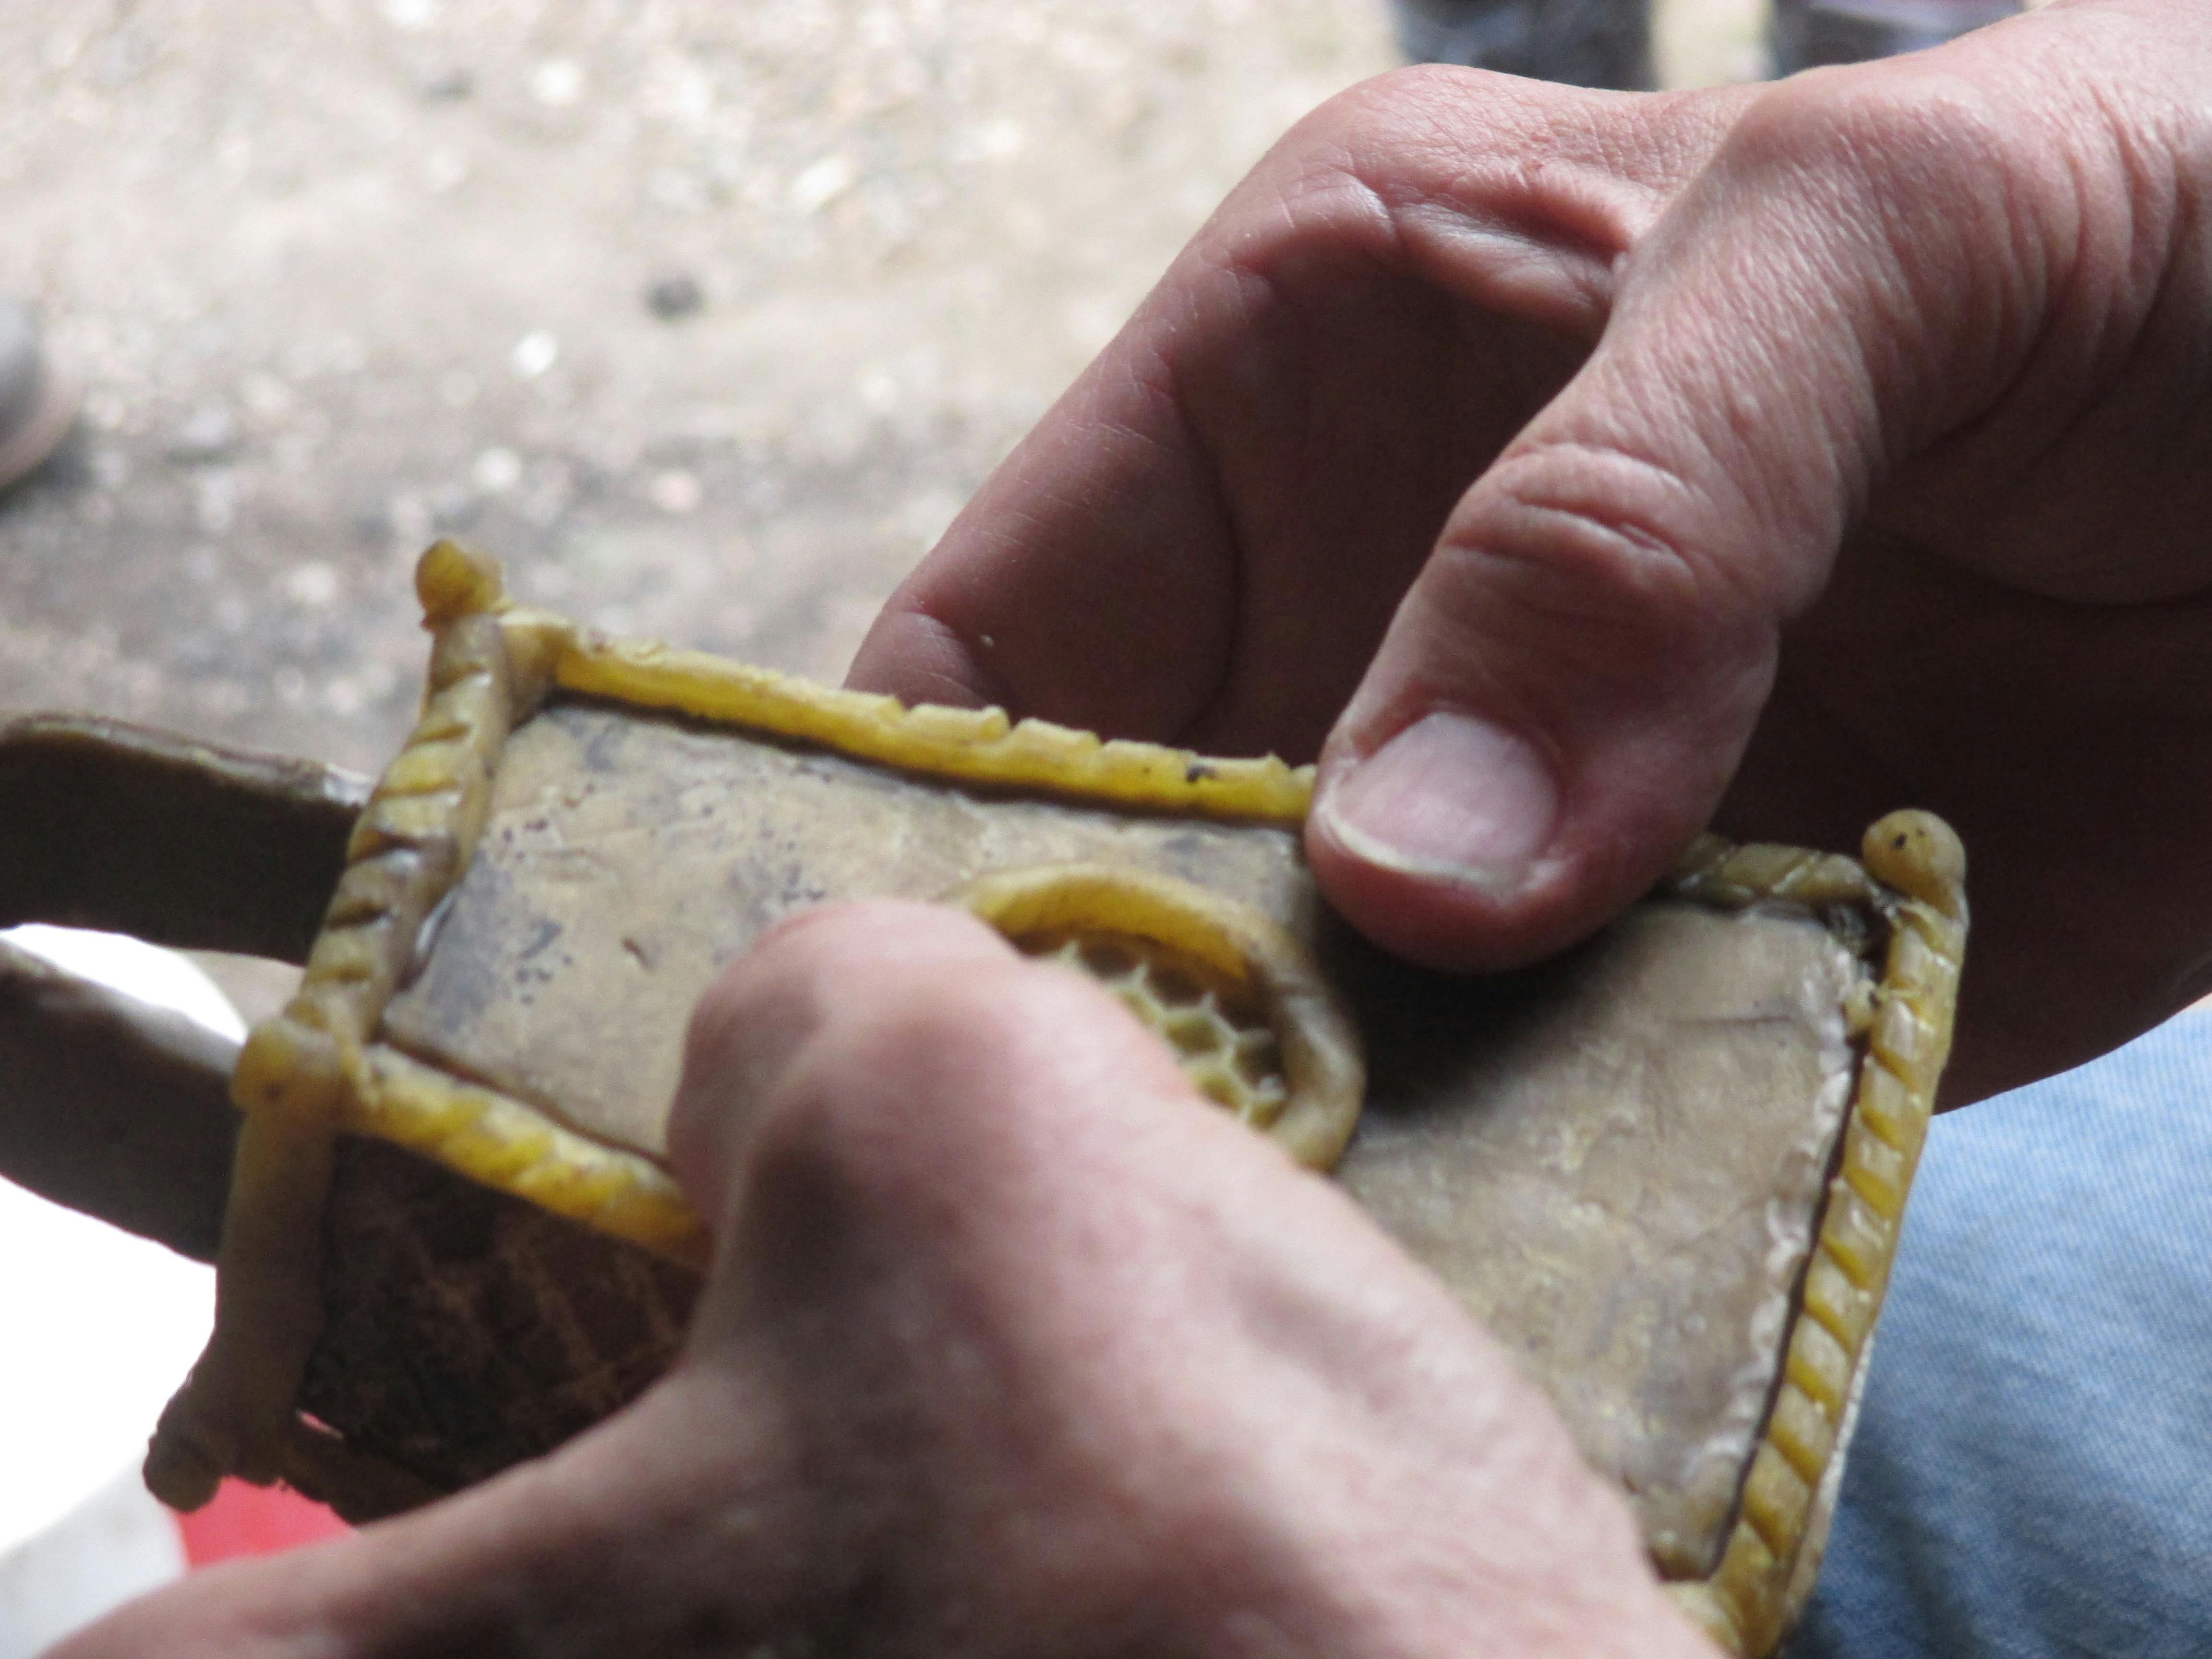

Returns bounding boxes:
[0,0,1397,783]
[0,0,1786,1018]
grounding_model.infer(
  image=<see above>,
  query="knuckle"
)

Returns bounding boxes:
[680,954,767,1073]
[1226,65,1544,262]
[670,902,1012,1187]
[1435,444,1773,699]
[1477,443,1740,608]
[1723,63,2019,227]
[844,967,1042,1088]
[742,959,1090,1201]
[675,926,822,1094]
[1272,63,1583,224]
[681,905,868,1057]
[1315,62,1477,142]
[1706,67,2041,349]
[666,958,812,1201]
[690,901,1007,1058]
[1316,62,1563,156]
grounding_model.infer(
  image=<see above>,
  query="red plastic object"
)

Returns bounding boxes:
[175,1478,350,1566]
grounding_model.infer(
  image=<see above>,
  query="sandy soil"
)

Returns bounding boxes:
[0,0,1400,782]
[0,0,1790,1017]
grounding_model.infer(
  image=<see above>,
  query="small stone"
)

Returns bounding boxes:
[789,155,854,216]
[422,67,473,101]
[169,403,237,463]
[530,59,584,108]
[511,333,559,379]
[648,469,702,515]
[644,272,704,321]
[472,447,524,493]
[285,563,340,608]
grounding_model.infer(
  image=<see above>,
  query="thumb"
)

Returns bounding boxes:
[1307,69,2013,969]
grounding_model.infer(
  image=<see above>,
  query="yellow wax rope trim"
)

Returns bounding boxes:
[1666,811,1967,1658]
[950,864,1366,1172]
[147,543,551,1511]
[537,627,1314,824]
[156,535,1959,1599]
[351,1045,709,1269]
[1669,832,1877,912]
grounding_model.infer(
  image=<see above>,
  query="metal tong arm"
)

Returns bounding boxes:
[0,713,368,1258]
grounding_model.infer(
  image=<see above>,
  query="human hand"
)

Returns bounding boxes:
[850,0,2212,1102]
[53,902,1714,1658]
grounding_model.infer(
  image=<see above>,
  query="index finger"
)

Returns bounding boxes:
[846,69,1750,765]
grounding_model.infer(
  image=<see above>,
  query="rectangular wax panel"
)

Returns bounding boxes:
[381,699,1313,1154]
[1340,905,1868,1576]
[379,697,1871,1580]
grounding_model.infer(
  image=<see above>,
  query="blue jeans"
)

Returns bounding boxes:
[1390,0,2017,88]
[1788,1010,2212,1658]
[1392,0,1653,88]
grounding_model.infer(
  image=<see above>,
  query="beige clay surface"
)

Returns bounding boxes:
[381,697,1873,1578]
[381,698,1315,1146]
[1339,902,1865,1576]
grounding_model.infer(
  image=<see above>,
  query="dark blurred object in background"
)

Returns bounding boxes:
[1770,0,2019,71]
[1394,0,2020,90]
[1392,0,1653,89]
[0,301,79,496]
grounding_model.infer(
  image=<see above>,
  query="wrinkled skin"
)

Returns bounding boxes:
[57,906,1709,1658]
[855,0,2212,1106]
[62,4,2212,1651]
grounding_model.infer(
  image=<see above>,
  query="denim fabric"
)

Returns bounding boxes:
[1390,0,1653,89]
[1788,1010,2212,1658]
[1389,0,2021,91]
[1769,0,2018,72]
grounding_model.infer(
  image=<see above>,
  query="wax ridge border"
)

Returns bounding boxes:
[147,541,1969,1643]
[1661,817,1967,1656]
[145,540,1314,1509]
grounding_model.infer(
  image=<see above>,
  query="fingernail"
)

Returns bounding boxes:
[1317,711,1559,893]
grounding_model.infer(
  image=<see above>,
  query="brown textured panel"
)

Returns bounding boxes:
[300,1135,698,1495]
